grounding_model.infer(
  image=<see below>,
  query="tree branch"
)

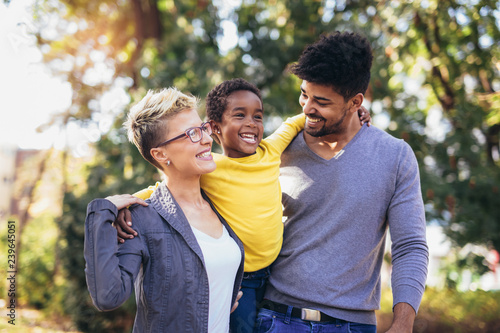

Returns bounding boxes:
[414,11,456,114]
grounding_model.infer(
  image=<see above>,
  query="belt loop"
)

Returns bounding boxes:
[284,306,293,324]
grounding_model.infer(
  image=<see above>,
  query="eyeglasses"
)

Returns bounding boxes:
[155,122,212,148]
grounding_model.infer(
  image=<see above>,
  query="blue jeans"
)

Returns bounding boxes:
[230,267,270,333]
[254,308,377,333]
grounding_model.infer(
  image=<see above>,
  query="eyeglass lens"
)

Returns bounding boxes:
[187,123,212,143]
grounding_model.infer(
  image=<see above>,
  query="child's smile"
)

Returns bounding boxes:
[215,90,264,158]
[240,133,258,144]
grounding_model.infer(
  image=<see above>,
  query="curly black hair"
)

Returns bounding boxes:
[205,78,262,122]
[290,31,373,101]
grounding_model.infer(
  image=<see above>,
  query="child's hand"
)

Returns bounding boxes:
[112,208,138,243]
[105,194,145,243]
[358,106,371,127]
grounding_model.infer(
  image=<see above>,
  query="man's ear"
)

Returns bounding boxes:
[210,120,221,145]
[150,147,170,166]
[349,93,364,112]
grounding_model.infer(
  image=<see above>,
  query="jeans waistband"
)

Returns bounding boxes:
[243,266,270,279]
[260,299,337,322]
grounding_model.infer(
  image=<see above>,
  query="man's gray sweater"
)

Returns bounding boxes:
[265,124,429,325]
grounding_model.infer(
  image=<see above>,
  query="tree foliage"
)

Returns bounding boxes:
[32,0,499,330]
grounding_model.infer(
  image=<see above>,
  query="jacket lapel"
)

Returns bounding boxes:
[149,182,205,266]
[201,190,245,259]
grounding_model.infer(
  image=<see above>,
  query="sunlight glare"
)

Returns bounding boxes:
[0,0,72,150]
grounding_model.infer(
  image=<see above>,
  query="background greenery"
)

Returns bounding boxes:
[2,0,499,332]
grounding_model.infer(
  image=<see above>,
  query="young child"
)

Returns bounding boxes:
[117,78,371,333]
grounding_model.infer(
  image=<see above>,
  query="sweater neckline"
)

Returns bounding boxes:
[299,124,368,162]
[218,145,262,163]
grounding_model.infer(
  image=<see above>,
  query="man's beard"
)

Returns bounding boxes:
[305,107,348,137]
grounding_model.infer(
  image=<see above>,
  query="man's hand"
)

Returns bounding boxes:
[230,290,243,313]
[358,105,372,127]
[385,302,416,333]
[105,194,148,211]
[105,194,146,243]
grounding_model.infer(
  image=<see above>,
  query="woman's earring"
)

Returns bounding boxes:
[167,160,171,166]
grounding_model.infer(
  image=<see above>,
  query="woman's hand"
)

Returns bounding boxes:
[230,290,243,313]
[105,194,148,211]
[358,105,372,127]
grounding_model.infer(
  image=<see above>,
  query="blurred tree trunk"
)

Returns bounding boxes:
[11,149,51,298]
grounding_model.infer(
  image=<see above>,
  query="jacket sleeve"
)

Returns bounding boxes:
[84,199,144,311]
[388,142,429,313]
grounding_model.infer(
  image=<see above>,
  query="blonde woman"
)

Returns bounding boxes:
[84,88,244,332]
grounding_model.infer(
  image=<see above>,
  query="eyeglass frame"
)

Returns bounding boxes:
[155,122,212,148]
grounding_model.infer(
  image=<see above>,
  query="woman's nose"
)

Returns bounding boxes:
[201,130,213,144]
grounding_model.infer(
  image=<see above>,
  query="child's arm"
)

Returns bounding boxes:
[114,182,161,242]
[264,113,306,154]
[134,182,160,200]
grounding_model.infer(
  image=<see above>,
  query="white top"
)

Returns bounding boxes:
[191,224,241,333]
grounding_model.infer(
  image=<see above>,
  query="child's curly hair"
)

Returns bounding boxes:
[290,31,373,101]
[206,78,262,122]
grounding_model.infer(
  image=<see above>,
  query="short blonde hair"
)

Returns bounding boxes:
[124,87,199,168]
